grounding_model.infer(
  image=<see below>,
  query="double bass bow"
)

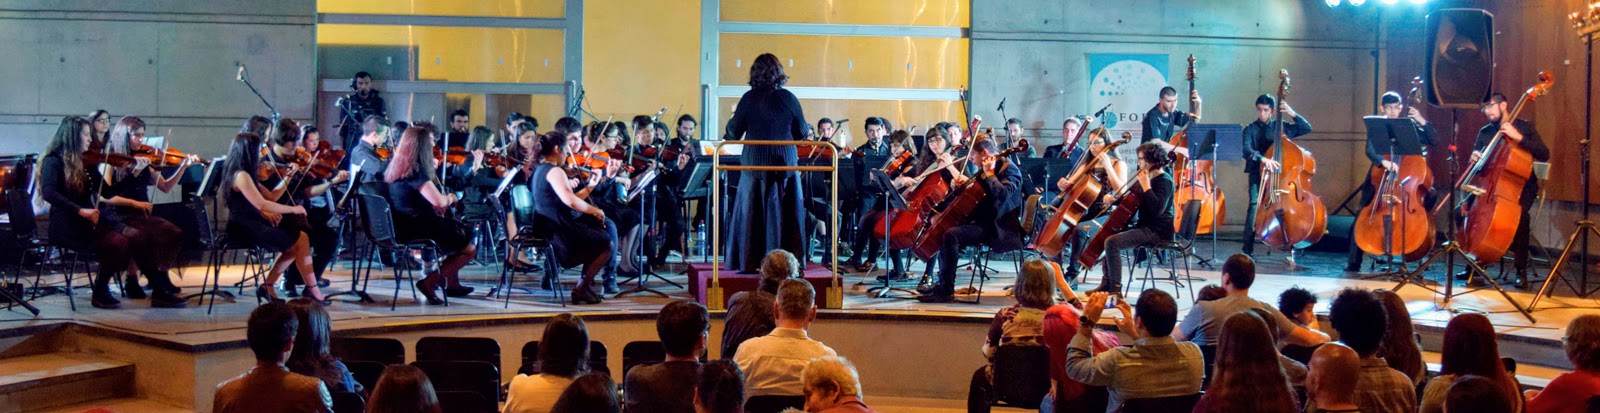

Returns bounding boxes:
[1170,55,1226,235]
[1452,71,1554,264]
[1354,77,1434,261]
[1254,69,1328,251]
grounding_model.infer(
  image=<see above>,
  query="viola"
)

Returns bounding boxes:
[1170,55,1226,235]
[1453,71,1554,264]
[1354,77,1434,261]
[1032,134,1132,258]
[910,137,1029,261]
[1254,69,1327,251]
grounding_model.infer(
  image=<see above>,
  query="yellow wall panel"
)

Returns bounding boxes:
[719,34,967,89]
[722,0,968,27]
[318,0,565,18]
[582,0,703,124]
[318,25,565,84]
[718,97,964,147]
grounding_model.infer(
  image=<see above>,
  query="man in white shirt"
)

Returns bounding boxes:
[733,279,837,413]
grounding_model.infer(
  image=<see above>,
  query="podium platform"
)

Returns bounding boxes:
[685,262,837,307]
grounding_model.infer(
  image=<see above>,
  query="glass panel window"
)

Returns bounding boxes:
[318,25,566,84]
[318,0,565,18]
[721,0,968,27]
[719,34,967,90]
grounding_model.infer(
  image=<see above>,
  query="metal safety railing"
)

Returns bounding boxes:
[709,140,843,310]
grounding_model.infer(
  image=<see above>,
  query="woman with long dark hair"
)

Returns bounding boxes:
[283,124,347,295]
[550,372,621,413]
[528,131,617,304]
[724,53,811,273]
[1192,311,1298,412]
[98,115,197,307]
[383,126,479,305]
[286,298,361,394]
[366,365,441,413]
[1420,313,1524,413]
[1374,289,1426,385]
[87,110,111,146]
[37,116,123,308]
[221,132,324,302]
[506,313,592,413]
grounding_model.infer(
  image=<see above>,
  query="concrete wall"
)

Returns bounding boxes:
[0,0,317,159]
[970,0,1386,234]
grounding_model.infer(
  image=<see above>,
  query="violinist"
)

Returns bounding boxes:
[918,138,1025,303]
[1141,86,1202,158]
[1042,117,1084,160]
[1241,94,1312,256]
[283,123,351,296]
[1051,128,1127,280]
[1345,91,1436,272]
[221,132,323,303]
[1002,118,1037,158]
[347,115,388,184]
[531,130,618,304]
[98,116,198,308]
[35,117,140,309]
[499,123,541,270]
[943,122,970,158]
[1466,92,1549,287]
[383,126,479,305]
[1086,141,1176,294]
[88,109,112,146]
[843,130,918,279]
[631,115,689,269]
[336,71,387,151]
[242,115,272,137]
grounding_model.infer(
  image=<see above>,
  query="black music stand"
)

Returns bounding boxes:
[863,170,917,299]
[1179,125,1233,268]
[1358,117,1424,278]
[185,159,240,307]
[0,155,40,316]
[618,164,676,299]
[680,161,714,265]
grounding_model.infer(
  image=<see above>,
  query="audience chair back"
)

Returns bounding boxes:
[416,336,501,367]
[330,391,365,413]
[342,360,386,392]
[1198,344,1216,389]
[993,345,1052,408]
[437,390,496,413]
[1587,395,1600,413]
[519,340,609,376]
[412,360,501,405]
[330,337,406,366]
[1120,392,1202,413]
[623,340,667,378]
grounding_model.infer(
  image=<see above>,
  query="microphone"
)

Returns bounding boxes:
[996,97,1007,112]
[236,65,246,82]
[1092,103,1112,118]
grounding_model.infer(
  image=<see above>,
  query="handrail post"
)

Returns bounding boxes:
[709,140,843,310]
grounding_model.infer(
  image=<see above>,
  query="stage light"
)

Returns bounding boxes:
[1326,0,1341,7]
[1380,0,1399,4]
[1407,0,1426,4]
[1350,0,1367,6]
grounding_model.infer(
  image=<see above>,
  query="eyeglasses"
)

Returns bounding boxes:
[95,118,109,124]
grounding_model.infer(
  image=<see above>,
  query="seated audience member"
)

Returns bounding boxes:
[1064,289,1204,412]
[1306,343,1363,413]
[1040,263,1121,413]
[365,365,442,413]
[286,298,362,395]
[627,300,712,413]
[1192,312,1298,413]
[969,258,1056,411]
[1419,313,1523,413]
[213,303,333,413]
[734,279,838,413]
[551,372,622,413]
[1245,307,1308,387]
[1319,288,1416,413]
[800,356,876,413]
[724,250,799,359]
[1176,254,1329,348]
[1276,286,1321,364]
[506,313,591,413]
[1445,375,1518,413]
[1373,289,1426,385]
[1526,314,1600,413]
[1196,284,1227,302]
[695,360,746,413]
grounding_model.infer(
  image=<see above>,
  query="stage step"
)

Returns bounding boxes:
[0,353,135,412]
[31,398,188,413]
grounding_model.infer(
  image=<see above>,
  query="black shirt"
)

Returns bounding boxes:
[386,173,436,220]
[1142,105,1195,144]
[1242,115,1313,175]
[623,360,701,413]
[1133,172,1176,239]
[1474,118,1549,205]
[348,141,386,184]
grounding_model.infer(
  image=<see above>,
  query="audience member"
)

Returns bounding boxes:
[1064,289,1203,412]
[212,302,333,413]
[800,356,875,413]
[1525,314,1600,413]
[1196,284,1227,302]
[1276,286,1321,364]
[1444,375,1517,413]
[506,313,591,413]
[627,300,712,413]
[969,258,1056,412]
[365,365,442,413]
[1192,312,1298,413]
[285,298,362,395]
[724,250,798,359]
[551,372,622,413]
[734,279,838,413]
[1373,289,1426,385]
[1420,313,1523,413]
[695,360,746,413]
[1305,343,1363,413]
[1176,254,1329,348]
[1039,265,1121,413]
[1320,288,1415,413]
[1246,307,1309,386]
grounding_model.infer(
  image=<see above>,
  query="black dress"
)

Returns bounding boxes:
[226,173,303,253]
[39,155,100,252]
[386,173,471,254]
[529,163,611,267]
[102,167,184,271]
[724,85,811,273]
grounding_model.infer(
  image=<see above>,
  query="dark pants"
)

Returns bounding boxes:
[935,224,988,294]
[970,365,996,412]
[1063,206,1108,277]
[651,195,686,264]
[1100,227,1163,289]
[287,207,338,287]
[1347,179,1378,268]
[1244,173,1262,255]
[101,216,184,294]
[1512,207,1533,272]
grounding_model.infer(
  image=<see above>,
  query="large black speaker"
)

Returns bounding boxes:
[1424,8,1495,109]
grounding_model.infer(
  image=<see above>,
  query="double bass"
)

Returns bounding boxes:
[1454,71,1554,264]
[910,131,1028,261]
[1254,69,1327,251]
[1170,55,1226,235]
[1354,77,1434,261]
[1032,133,1131,258]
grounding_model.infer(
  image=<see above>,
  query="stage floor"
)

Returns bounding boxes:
[3,238,1596,350]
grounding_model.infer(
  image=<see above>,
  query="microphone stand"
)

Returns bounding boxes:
[238,67,280,126]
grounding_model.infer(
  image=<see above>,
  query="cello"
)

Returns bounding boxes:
[1454,71,1554,264]
[1170,55,1226,235]
[876,118,981,248]
[910,134,1029,261]
[1032,132,1132,258]
[1254,69,1328,251]
[1354,77,1434,261]
[1074,162,1158,269]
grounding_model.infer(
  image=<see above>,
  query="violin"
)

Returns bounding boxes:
[83,149,138,169]
[881,150,914,176]
[1254,69,1328,251]
[305,140,345,180]
[433,146,471,165]
[134,143,210,167]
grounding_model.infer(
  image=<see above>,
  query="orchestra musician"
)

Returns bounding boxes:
[1041,117,1084,160]
[336,72,386,151]
[1051,128,1127,281]
[1466,92,1550,288]
[499,123,541,271]
[1346,91,1435,272]
[88,109,112,146]
[221,132,324,303]
[1241,94,1312,256]
[347,115,388,184]
[383,125,480,305]
[724,53,812,273]
[279,122,350,296]
[1086,141,1176,294]
[1141,86,1202,158]
[918,138,1025,303]
[38,117,124,308]
[100,116,198,307]
[531,130,618,305]
[1002,118,1037,158]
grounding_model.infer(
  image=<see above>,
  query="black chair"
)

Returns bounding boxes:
[519,340,610,376]
[359,192,440,309]
[193,198,274,313]
[1132,200,1203,300]
[489,187,571,307]
[8,184,104,312]
[330,391,365,413]
[413,360,501,404]
[992,345,1051,408]
[1120,392,1202,413]
[1198,344,1217,389]
[331,337,406,366]
[342,360,386,393]
[436,390,496,413]
[623,340,667,379]
[744,395,805,413]
[416,336,501,367]
[1587,395,1600,413]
